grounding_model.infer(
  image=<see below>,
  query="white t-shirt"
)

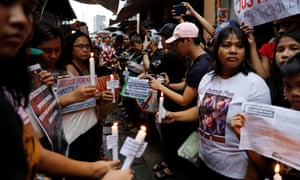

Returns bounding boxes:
[62,108,97,144]
[197,71,271,179]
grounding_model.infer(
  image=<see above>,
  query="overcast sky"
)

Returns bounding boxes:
[69,0,114,29]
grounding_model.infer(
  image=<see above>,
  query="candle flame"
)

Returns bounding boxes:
[274,163,280,173]
[160,92,164,97]
[90,52,94,57]
[125,66,128,71]
[113,122,118,127]
[140,125,147,132]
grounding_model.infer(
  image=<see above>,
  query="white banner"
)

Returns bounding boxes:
[234,0,300,26]
[240,102,300,171]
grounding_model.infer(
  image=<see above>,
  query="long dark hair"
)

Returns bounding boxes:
[212,26,252,77]
[31,22,66,70]
[0,47,31,107]
[268,30,300,107]
[281,52,300,77]
[66,31,92,64]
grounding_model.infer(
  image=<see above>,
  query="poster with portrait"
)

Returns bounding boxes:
[27,64,67,154]
[198,93,232,143]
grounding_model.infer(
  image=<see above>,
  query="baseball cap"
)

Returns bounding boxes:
[157,23,177,38]
[215,20,240,37]
[165,22,199,44]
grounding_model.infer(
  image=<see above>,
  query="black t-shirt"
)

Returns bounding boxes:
[0,90,28,179]
[153,51,188,111]
[185,53,212,90]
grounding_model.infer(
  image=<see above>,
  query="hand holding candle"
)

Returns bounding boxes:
[157,92,165,123]
[89,52,96,86]
[121,125,147,170]
[110,74,116,103]
[135,125,146,142]
[111,122,119,160]
[273,163,282,180]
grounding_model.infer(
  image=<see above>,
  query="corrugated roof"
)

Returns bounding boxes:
[112,0,156,24]
[44,0,77,20]
[73,0,119,14]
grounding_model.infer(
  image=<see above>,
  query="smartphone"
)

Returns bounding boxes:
[146,31,152,41]
[173,3,187,16]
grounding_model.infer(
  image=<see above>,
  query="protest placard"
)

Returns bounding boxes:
[120,76,150,100]
[234,0,300,26]
[240,102,300,171]
[56,75,96,114]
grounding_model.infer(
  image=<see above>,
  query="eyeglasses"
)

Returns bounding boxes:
[73,44,91,50]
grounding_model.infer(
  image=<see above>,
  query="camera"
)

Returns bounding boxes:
[146,31,152,41]
[173,3,187,16]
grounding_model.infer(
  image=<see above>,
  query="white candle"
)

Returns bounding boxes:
[273,163,282,180]
[110,74,116,103]
[89,52,96,86]
[111,122,118,160]
[112,122,118,135]
[157,92,164,123]
[121,125,147,170]
[135,125,147,142]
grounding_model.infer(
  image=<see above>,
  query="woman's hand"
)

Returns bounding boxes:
[72,84,97,102]
[39,70,55,87]
[160,72,170,87]
[99,89,114,102]
[156,110,176,124]
[240,22,256,45]
[102,169,133,180]
[230,113,246,138]
[147,75,163,91]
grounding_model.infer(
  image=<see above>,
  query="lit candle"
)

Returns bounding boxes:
[111,122,118,160]
[89,52,96,86]
[110,74,116,103]
[112,122,118,135]
[157,92,164,123]
[273,163,282,180]
[121,125,147,170]
[135,125,147,142]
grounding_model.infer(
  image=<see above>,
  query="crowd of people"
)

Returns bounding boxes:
[2,0,300,180]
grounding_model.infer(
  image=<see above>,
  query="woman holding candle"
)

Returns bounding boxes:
[63,31,114,173]
[31,23,115,179]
